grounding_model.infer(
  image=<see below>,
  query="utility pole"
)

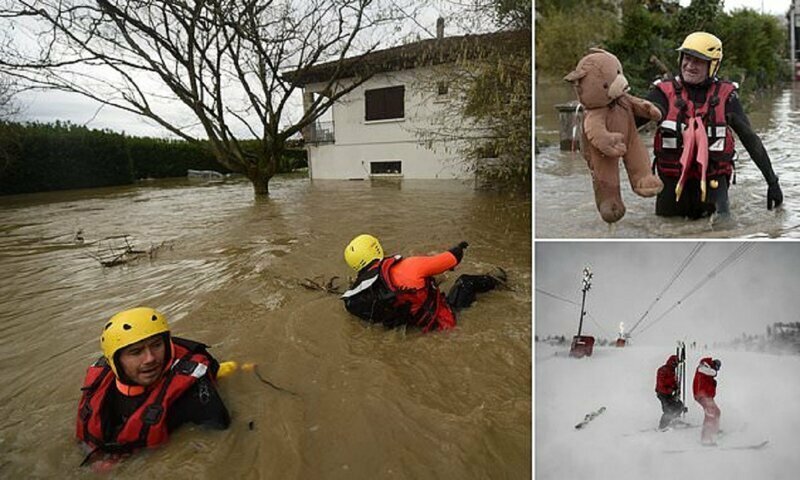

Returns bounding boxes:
[576,267,593,336]
[791,0,798,80]
[570,266,596,358]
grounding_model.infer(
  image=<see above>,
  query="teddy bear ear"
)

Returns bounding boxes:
[564,69,586,82]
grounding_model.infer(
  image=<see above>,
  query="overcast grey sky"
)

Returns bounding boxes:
[8,1,479,138]
[535,242,799,346]
[681,0,793,15]
[12,1,792,138]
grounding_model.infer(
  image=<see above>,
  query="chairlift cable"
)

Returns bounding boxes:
[637,243,754,336]
[638,243,752,335]
[535,287,613,337]
[628,242,704,336]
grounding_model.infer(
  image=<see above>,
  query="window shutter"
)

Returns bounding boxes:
[365,86,405,121]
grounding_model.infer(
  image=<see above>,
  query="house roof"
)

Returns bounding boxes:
[284,29,530,87]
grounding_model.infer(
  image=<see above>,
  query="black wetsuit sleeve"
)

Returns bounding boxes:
[167,376,231,432]
[726,93,778,184]
[635,87,668,128]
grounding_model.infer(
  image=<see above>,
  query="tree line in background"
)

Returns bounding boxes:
[712,323,800,354]
[0,0,426,197]
[536,334,612,346]
[0,0,531,196]
[536,0,790,94]
[462,20,531,193]
[0,121,306,195]
[415,0,531,193]
[536,321,800,355]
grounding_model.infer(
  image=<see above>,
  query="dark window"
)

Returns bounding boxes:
[437,81,448,96]
[365,86,405,121]
[370,161,402,175]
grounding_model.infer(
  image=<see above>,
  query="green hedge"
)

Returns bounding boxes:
[537,0,791,94]
[127,136,229,179]
[0,121,308,195]
[0,121,133,195]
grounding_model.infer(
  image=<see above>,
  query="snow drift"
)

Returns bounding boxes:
[535,343,800,480]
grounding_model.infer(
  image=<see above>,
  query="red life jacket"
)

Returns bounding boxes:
[76,337,218,453]
[654,78,736,179]
[692,357,718,400]
[342,256,456,332]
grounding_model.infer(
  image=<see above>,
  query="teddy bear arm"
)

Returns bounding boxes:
[624,93,662,122]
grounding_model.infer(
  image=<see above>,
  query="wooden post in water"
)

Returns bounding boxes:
[554,102,583,152]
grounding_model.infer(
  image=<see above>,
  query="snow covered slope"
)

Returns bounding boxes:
[535,344,800,480]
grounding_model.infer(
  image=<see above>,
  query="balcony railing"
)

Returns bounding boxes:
[303,120,335,144]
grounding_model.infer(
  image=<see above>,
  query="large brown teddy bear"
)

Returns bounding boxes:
[564,48,664,224]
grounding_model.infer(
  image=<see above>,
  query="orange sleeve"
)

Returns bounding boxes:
[389,252,458,289]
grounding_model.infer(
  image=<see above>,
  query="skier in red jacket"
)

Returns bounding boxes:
[655,354,687,429]
[692,357,721,445]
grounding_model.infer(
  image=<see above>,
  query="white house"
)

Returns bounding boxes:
[790,0,800,80]
[287,28,524,180]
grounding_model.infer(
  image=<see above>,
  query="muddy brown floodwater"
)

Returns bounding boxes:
[0,176,531,479]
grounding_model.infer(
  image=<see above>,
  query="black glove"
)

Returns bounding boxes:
[767,178,783,210]
[448,241,469,263]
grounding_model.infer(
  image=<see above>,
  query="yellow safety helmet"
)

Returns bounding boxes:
[100,307,170,379]
[677,31,723,78]
[344,234,384,271]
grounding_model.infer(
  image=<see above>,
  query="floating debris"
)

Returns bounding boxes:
[187,169,225,180]
[299,275,343,295]
[85,235,173,267]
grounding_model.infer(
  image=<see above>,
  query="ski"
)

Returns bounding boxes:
[664,440,769,453]
[624,424,700,437]
[669,418,696,429]
[575,406,606,430]
[721,440,770,451]
[676,340,686,415]
[660,423,700,432]
[679,341,686,412]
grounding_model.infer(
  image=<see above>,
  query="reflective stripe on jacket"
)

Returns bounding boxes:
[654,78,736,179]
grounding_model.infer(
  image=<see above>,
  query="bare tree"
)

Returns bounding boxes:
[0,73,20,176]
[0,0,418,195]
[0,74,19,120]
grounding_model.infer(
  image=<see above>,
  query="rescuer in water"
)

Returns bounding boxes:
[341,234,505,332]
[638,31,782,218]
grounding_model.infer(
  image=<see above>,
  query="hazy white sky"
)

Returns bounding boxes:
[536,343,800,480]
[686,0,794,15]
[12,1,796,138]
[535,242,800,346]
[10,2,460,138]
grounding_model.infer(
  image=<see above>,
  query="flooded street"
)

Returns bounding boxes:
[535,80,800,238]
[0,177,531,478]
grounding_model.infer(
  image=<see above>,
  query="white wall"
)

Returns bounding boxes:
[304,67,472,180]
